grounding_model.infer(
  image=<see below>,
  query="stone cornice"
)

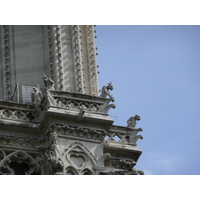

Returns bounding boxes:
[0,135,38,150]
[52,123,107,142]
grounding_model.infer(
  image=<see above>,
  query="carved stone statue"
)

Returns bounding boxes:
[32,87,43,106]
[43,74,55,90]
[100,82,114,98]
[126,115,143,145]
[45,144,64,174]
[127,115,141,129]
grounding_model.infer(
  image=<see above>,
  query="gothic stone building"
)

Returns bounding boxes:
[0,25,143,175]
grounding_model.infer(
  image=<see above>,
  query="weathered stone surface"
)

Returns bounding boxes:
[0,25,143,175]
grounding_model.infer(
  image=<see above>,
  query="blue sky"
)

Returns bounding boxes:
[95,25,200,175]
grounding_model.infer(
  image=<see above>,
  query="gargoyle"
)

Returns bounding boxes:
[127,115,141,129]
[100,82,114,98]
[32,87,43,106]
[126,115,143,145]
[99,93,116,114]
[77,109,85,122]
[45,144,64,174]
[43,74,55,90]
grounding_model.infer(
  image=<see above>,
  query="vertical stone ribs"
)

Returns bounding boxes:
[53,25,64,90]
[86,25,99,96]
[2,25,12,101]
[71,25,85,94]
[47,25,64,90]
[47,26,54,80]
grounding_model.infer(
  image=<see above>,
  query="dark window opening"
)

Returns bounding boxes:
[10,162,30,175]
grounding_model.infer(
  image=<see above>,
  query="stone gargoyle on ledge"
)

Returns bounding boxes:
[106,115,143,146]
[32,87,43,106]
[99,82,116,114]
[100,82,114,98]
[43,74,55,90]
[126,115,143,145]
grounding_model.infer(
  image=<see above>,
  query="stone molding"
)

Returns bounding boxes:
[1,25,12,101]
[105,156,136,171]
[48,123,107,142]
[45,25,64,90]
[52,25,64,91]
[86,25,99,96]
[103,152,144,175]
[0,135,38,149]
[71,25,85,94]
[46,25,55,80]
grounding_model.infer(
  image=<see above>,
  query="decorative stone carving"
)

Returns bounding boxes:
[94,142,111,168]
[0,108,34,122]
[98,82,116,114]
[63,141,96,175]
[31,87,44,121]
[71,25,85,94]
[45,144,64,174]
[77,108,85,122]
[52,25,64,90]
[127,132,143,146]
[106,121,143,146]
[105,157,135,170]
[32,87,43,106]
[43,74,55,90]
[54,96,101,113]
[46,26,54,80]
[100,82,114,98]
[54,123,107,142]
[86,25,99,96]
[0,135,37,149]
[0,149,41,175]
[2,25,12,101]
[127,115,141,129]
[98,96,116,114]
[0,25,144,175]
[41,124,64,174]
[63,141,111,175]
[126,115,143,145]
[103,156,144,175]
[37,89,116,116]
[107,128,143,147]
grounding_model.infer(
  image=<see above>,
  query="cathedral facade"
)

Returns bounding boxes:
[0,25,143,175]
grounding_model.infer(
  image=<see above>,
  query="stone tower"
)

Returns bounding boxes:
[0,25,143,175]
[0,25,99,102]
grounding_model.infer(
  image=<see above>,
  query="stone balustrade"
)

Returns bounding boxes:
[41,90,115,115]
[0,101,34,122]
